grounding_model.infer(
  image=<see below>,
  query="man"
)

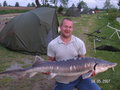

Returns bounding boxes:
[47,18,101,90]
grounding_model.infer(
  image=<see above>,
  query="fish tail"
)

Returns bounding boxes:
[0,68,27,78]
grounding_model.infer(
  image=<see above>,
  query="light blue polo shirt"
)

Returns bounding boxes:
[47,35,86,61]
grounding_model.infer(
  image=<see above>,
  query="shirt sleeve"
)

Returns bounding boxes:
[47,43,55,57]
[77,39,86,56]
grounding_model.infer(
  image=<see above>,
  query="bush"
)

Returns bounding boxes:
[107,8,120,21]
[57,5,64,14]
[104,8,120,29]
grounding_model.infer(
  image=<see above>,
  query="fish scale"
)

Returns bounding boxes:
[35,58,94,74]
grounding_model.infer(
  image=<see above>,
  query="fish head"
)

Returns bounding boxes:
[94,59,117,74]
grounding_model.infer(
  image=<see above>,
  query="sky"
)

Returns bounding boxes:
[0,0,119,9]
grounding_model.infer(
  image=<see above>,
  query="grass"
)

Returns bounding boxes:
[0,11,120,90]
[85,12,120,90]
[0,10,30,14]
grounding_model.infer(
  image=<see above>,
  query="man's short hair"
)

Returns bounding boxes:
[60,18,73,26]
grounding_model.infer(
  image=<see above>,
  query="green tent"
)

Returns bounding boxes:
[0,7,59,55]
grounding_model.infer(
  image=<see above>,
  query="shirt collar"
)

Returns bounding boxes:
[58,35,75,44]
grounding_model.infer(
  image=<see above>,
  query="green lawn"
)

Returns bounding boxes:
[0,10,30,14]
[0,12,120,90]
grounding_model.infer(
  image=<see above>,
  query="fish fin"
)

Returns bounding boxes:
[29,72,38,78]
[82,72,93,79]
[48,73,57,79]
[35,55,44,61]
[32,56,45,67]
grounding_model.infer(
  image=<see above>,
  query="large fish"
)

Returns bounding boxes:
[0,56,117,79]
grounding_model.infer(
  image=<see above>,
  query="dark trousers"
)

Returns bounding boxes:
[54,76,101,90]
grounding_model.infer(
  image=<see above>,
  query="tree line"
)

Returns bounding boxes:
[0,0,120,10]
[0,1,35,7]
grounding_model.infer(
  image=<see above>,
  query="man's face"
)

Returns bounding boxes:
[60,19,73,38]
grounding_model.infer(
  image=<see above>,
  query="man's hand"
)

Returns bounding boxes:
[91,71,96,77]
[48,56,56,61]
[42,72,51,75]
